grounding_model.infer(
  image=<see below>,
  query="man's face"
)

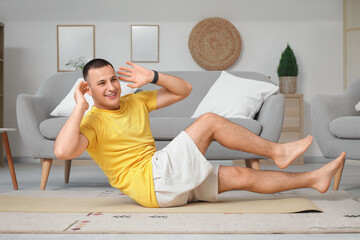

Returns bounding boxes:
[86,65,121,110]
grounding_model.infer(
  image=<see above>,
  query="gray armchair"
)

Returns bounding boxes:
[17,70,285,190]
[311,78,360,190]
[16,72,91,190]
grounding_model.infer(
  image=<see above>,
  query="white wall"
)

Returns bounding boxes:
[1,0,343,158]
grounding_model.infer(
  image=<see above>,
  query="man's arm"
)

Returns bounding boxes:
[155,72,192,109]
[118,62,192,109]
[54,81,89,160]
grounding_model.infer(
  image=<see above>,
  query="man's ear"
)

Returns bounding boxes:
[86,84,93,97]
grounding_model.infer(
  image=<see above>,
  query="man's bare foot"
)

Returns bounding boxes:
[312,152,346,193]
[272,135,313,169]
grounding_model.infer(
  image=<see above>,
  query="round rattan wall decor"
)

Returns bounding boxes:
[188,17,241,71]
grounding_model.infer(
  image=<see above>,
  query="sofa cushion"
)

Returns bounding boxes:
[191,71,279,119]
[150,117,262,140]
[329,116,360,139]
[40,117,262,141]
[141,71,272,118]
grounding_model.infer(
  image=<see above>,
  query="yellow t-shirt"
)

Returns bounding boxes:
[80,90,159,208]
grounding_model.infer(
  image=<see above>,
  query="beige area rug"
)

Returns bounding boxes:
[0,189,359,234]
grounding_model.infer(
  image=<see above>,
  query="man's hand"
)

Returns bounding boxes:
[74,81,89,111]
[117,61,154,88]
[55,80,90,161]
[118,60,192,109]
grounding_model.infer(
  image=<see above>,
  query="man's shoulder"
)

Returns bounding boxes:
[124,91,151,102]
[82,108,102,124]
[132,90,157,100]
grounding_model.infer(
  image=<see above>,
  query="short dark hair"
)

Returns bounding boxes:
[82,58,114,81]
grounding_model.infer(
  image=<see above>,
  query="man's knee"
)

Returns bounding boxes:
[186,113,224,140]
[198,112,221,120]
[188,113,218,133]
[196,112,224,126]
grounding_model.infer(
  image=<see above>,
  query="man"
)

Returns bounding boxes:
[54,58,345,208]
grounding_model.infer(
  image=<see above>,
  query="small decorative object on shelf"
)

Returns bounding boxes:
[277,44,298,94]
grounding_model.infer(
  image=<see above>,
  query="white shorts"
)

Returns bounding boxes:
[151,131,219,208]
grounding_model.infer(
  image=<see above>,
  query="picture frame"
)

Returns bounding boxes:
[57,25,95,72]
[131,25,159,63]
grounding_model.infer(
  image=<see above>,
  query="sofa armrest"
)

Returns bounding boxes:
[313,94,356,121]
[311,94,353,157]
[256,94,285,142]
[16,94,50,158]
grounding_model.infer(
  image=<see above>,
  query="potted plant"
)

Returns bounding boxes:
[65,56,88,70]
[277,44,298,94]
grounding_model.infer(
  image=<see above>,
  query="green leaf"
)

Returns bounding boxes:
[65,56,88,70]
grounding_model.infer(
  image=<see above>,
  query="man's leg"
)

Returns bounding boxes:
[218,152,346,194]
[185,113,313,169]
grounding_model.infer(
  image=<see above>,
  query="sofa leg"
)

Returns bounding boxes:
[245,159,260,170]
[333,159,345,190]
[64,160,72,184]
[40,158,52,190]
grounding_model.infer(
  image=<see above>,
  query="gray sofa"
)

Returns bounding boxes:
[17,70,285,189]
[312,78,360,189]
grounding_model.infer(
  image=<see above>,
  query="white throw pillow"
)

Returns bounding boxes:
[50,78,137,117]
[356,101,360,112]
[191,71,279,119]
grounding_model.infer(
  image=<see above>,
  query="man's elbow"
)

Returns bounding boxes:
[187,84,192,96]
[54,147,70,160]
[184,83,192,98]
[54,148,65,160]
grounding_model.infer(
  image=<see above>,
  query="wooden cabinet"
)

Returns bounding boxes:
[279,94,304,164]
[0,22,4,167]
